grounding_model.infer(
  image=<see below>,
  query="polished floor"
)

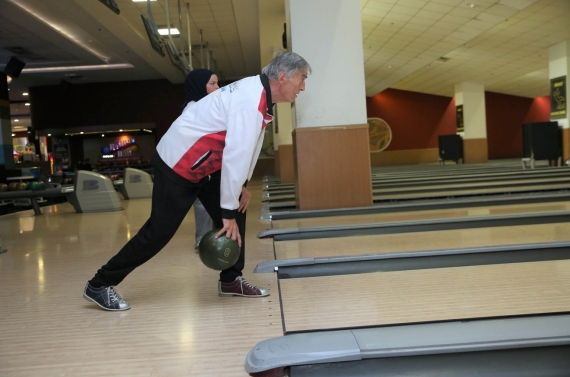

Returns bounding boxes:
[2,169,570,376]
[0,179,280,377]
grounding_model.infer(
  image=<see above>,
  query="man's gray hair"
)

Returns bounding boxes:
[262,51,312,80]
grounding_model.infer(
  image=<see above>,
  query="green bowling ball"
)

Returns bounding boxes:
[198,229,241,270]
[0,183,7,192]
[38,181,46,191]
[26,181,41,191]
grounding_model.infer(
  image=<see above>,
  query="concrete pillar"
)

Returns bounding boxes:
[258,1,295,182]
[0,73,15,170]
[549,41,570,161]
[454,82,488,163]
[286,0,372,210]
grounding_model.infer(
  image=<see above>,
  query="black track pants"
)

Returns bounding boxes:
[89,168,245,287]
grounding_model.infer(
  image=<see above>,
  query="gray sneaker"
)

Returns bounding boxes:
[83,282,131,311]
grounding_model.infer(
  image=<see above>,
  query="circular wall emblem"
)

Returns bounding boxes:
[367,117,392,153]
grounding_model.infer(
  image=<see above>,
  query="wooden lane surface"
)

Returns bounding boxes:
[271,201,570,229]
[264,171,570,193]
[372,176,570,193]
[273,222,570,261]
[263,182,570,202]
[279,260,570,332]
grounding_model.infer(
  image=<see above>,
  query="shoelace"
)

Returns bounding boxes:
[107,286,124,303]
[237,276,257,289]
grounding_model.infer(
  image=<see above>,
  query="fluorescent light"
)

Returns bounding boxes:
[12,133,15,137]
[48,134,51,136]
[22,63,134,74]
[23,93,29,96]
[158,28,180,35]
[14,119,19,122]
[25,103,30,106]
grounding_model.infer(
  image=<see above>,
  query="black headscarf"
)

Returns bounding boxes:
[184,68,215,104]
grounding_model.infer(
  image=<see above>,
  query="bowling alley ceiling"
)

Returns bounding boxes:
[2,0,570,133]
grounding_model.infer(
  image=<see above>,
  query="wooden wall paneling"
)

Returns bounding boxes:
[278,144,294,183]
[293,125,372,210]
[562,128,570,162]
[274,149,280,177]
[370,148,440,167]
[252,158,274,178]
[463,138,488,163]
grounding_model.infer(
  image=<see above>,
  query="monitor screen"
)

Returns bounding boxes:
[98,0,120,15]
[141,15,165,57]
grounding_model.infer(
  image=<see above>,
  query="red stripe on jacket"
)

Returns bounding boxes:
[258,89,271,130]
[173,131,227,182]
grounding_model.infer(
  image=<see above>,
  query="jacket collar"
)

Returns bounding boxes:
[260,73,274,116]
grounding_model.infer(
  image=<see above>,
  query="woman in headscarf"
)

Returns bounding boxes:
[182,69,220,248]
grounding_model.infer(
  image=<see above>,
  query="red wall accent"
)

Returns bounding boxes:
[367,89,551,160]
[524,96,550,123]
[485,92,533,159]
[485,93,551,159]
[366,89,455,151]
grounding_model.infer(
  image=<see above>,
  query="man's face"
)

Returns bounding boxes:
[280,70,307,102]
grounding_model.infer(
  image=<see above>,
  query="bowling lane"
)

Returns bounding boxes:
[273,222,570,261]
[263,182,570,203]
[279,259,570,332]
[271,201,570,229]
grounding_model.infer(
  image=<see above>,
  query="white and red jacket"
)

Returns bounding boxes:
[157,74,273,218]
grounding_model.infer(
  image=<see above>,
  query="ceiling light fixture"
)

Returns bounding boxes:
[23,93,28,96]
[25,103,30,106]
[158,28,180,36]
[22,63,134,73]
[14,119,19,122]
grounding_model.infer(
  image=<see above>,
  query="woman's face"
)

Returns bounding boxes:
[206,74,219,94]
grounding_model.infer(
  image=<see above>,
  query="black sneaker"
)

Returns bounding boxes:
[83,282,131,311]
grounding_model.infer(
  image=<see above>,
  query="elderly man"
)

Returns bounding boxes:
[83,51,311,311]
